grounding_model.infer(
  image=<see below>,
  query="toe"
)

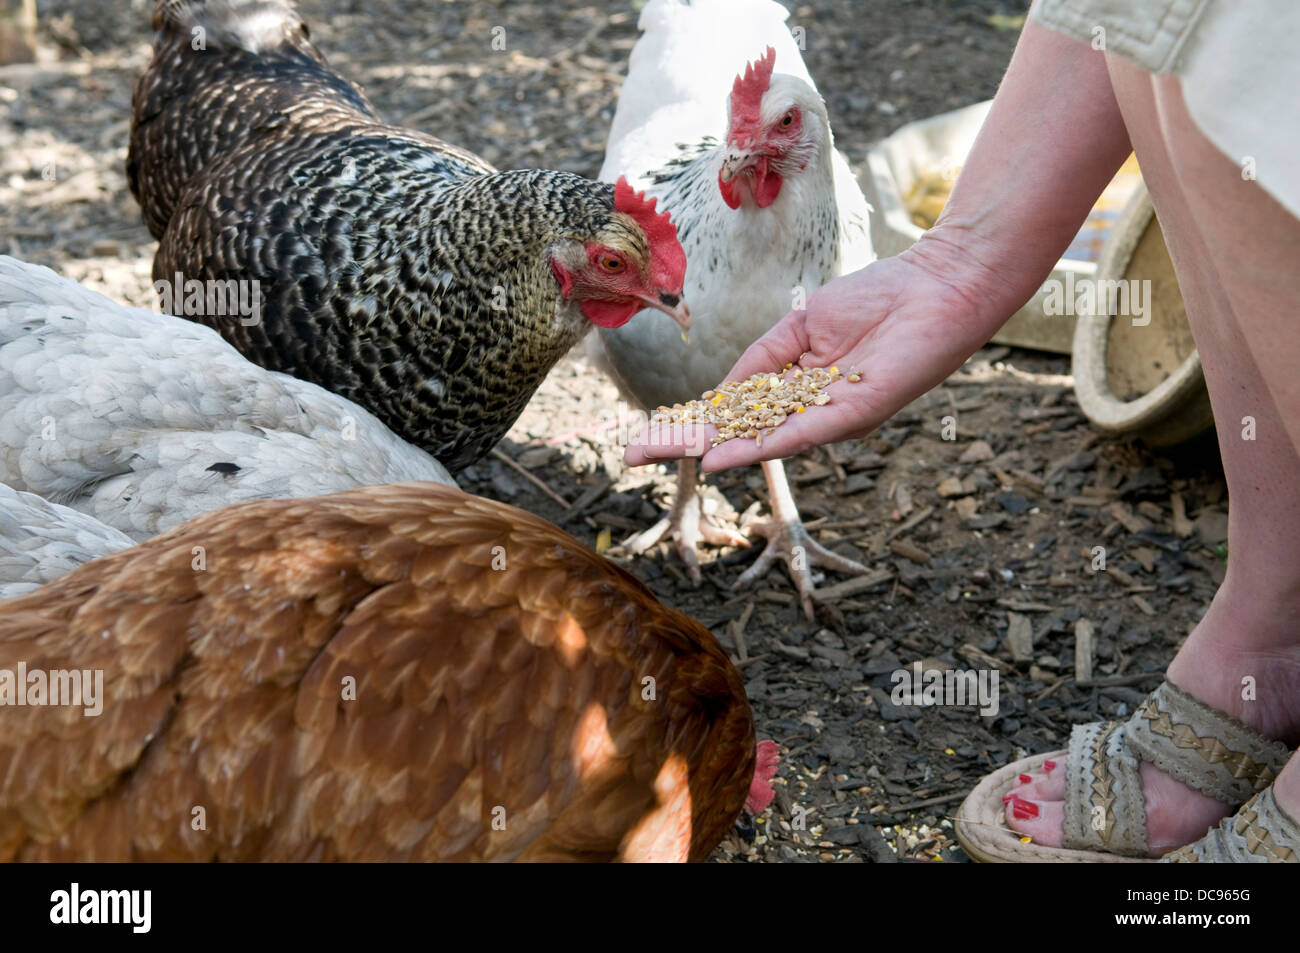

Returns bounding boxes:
[618,517,670,555]
[672,536,703,585]
[1004,794,1066,848]
[1011,767,1066,801]
[698,519,749,548]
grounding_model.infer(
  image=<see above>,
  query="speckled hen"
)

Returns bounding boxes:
[0,482,777,861]
[128,0,689,473]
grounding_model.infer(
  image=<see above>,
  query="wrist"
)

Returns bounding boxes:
[899,225,1037,344]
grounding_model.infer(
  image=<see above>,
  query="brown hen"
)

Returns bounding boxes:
[0,483,776,862]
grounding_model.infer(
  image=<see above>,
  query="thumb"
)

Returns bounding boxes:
[723,309,809,383]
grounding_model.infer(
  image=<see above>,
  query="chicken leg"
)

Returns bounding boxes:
[735,459,872,618]
[620,457,748,584]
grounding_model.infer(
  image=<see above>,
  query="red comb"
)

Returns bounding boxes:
[614,176,686,292]
[728,46,776,142]
[745,739,780,815]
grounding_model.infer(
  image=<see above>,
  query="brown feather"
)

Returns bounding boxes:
[0,483,756,861]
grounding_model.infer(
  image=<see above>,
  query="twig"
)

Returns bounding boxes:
[957,642,1016,676]
[811,569,895,603]
[1033,675,1067,701]
[1077,672,1164,688]
[817,515,878,532]
[871,790,968,825]
[561,475,612,524]
[887,504,934,542]
[490,447,571,509]
[730,601,755,662]
[544,418,619,446]
[822,444,847,483]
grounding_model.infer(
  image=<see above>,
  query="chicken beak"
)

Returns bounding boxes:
[719,149,755,184]
[637,293,692,331]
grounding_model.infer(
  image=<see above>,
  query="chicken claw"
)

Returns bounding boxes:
[618,458,748,584]
[734,460,871,618]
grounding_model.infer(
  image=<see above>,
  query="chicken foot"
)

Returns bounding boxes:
[735,459,871,618]
[619,457,748,584]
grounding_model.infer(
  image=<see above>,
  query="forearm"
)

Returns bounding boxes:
[906,15,1132,341]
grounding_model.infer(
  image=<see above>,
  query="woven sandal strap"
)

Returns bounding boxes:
[1162,788,1300,862]
[1062,720,1149,857]
[1126,681,1291,804]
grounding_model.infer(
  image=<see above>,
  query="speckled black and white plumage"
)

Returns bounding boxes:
[128,0,650,473]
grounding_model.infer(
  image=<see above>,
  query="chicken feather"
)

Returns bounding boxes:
[0,482,759,862]
[129,0,689,473]
[0,256,454,541]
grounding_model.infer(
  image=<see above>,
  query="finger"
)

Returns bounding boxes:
[724,311,810,382]
[623,422,717,466]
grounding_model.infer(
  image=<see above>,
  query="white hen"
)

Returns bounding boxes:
[0,483,133,601]
[590,0,874,614]
[0,256,455,542]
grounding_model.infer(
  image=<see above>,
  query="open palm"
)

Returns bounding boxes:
[625,249,998,472]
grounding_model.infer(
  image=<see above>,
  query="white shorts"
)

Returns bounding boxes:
[1032,0,1300,219]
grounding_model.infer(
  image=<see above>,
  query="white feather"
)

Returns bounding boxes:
[0,483,134,601]
[599,0,818,183]
[591,0,874,408]
[0,256,455,543]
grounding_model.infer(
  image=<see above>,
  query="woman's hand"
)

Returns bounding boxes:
[625,17,1133,474]
[624,243,1005,472]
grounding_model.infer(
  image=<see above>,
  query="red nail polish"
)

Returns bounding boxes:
[1011,797,1040,820]
[1018,773,1033,784]
[1002,793,1015,804]
[1043,760,1057,771]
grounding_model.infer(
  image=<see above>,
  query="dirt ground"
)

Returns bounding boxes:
[0,0,1229,862]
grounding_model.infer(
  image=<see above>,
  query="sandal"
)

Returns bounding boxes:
[954,680,1291,862]
[1163,787,1298,862]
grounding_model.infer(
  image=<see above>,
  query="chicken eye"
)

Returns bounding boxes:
[601,257,624,272]
[780,111,794,128]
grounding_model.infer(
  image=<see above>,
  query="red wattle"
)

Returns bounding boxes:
[581,298,640,328]
[745,740,780,815]
[718,169,741,209]
[718,161,783,209]
[752,160,783,208]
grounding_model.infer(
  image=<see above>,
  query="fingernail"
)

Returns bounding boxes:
[1002,793,1015,804]
[1043,760,1057,771]
[1018,773,1032,784]
[1011,797,1039,820]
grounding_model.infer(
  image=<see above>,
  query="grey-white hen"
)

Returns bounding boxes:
[0,256,453,542]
